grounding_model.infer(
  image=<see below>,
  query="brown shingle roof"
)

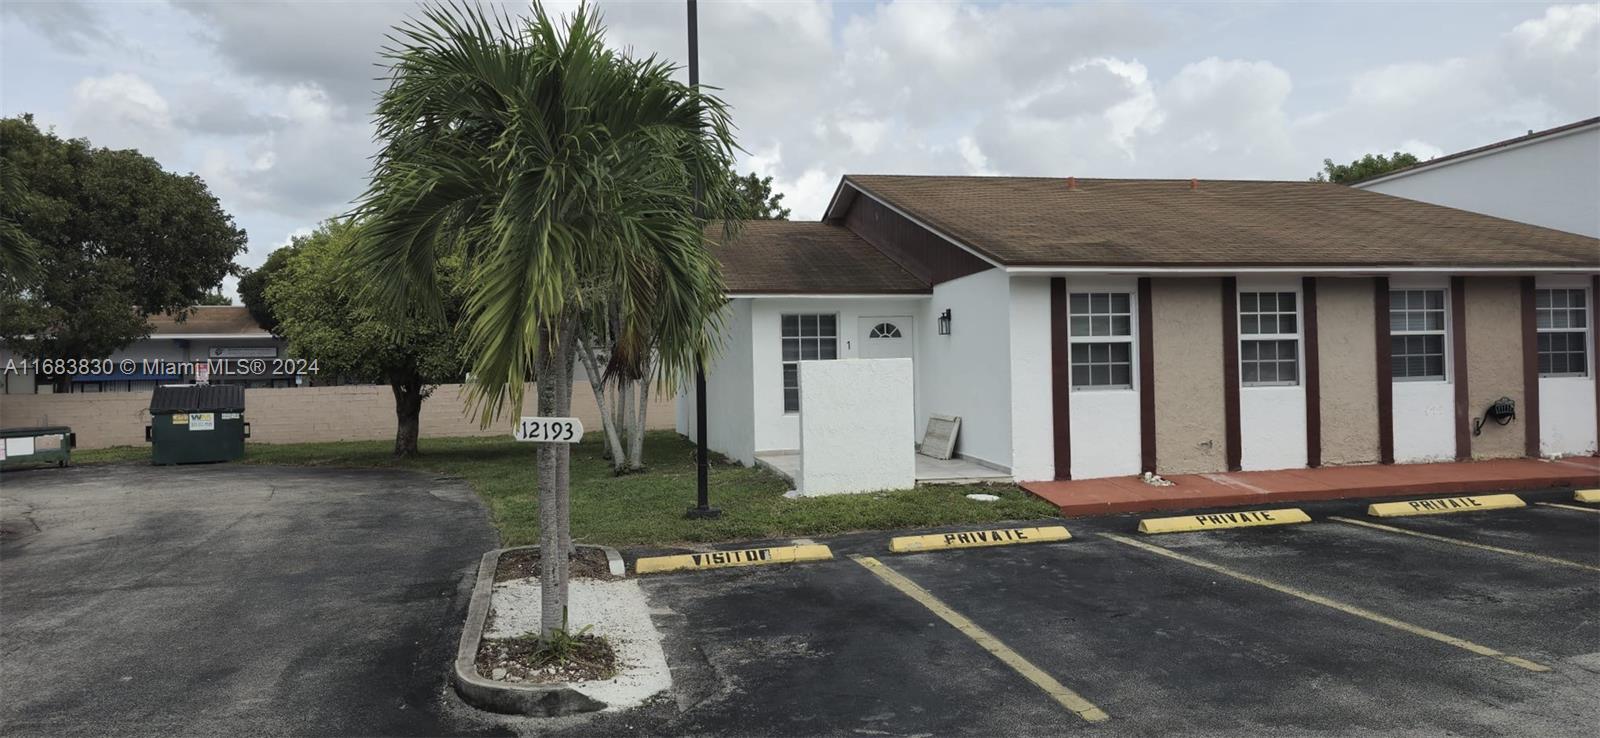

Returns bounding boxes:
[843,175,1599,268]
[147,306,269,336]
[707,221,929,294]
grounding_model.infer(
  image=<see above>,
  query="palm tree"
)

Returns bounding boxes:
[351,1,742,641]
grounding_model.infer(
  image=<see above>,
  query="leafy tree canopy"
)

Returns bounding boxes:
[729,170,789,220]
[1312,151,1422,184]
[238,246,298,334]
[0,114,247,370]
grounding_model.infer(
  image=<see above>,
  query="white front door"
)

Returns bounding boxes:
[859,316,914,359]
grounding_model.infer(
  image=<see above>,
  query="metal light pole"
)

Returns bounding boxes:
[686,0,720,520]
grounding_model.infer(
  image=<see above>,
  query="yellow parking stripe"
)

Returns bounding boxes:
[1100,533,1549,673]
[849,555,1110,722]
[1536,502,1600,515]
[1327,517,1600,573]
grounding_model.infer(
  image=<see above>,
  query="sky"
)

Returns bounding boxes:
[3,1,1597,298]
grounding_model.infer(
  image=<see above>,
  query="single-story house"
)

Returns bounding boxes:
[1352,116,1599,238]
[677,175,1598,489]
[1,306,293,394]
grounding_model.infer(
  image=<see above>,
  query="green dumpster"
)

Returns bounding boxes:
[0,426,76,470]
[146,385,250,465]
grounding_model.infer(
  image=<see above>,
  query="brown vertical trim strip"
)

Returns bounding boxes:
[1050,277,1072,480]
[1593,275,1599,458]
[1451,276,1471,461]
[1521,276,1541,458]
[1302,277,1321,468]
[1222,277,1242,472]
[1138,277,1156,473]
[1375,278,1394,465]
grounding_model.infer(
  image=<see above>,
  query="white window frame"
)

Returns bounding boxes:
[1067,290,1135,391]
[1389,288,1450,383]
[1238,288,1302,388]
[780,313,838,414]
[1535,286,1590,379]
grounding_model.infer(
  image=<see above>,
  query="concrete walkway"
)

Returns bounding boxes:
[1022,456,1600,516]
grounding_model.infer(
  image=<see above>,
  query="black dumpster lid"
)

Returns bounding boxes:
[149,384,246,414]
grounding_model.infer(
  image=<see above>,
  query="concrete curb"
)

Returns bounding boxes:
[452,544,624,717]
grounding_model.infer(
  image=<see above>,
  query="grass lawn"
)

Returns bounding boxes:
[71,431,1059,548]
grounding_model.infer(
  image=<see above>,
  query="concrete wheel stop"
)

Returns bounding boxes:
[452,544,629,717]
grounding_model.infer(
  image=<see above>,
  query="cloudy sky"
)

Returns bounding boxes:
[3,1,1597,297]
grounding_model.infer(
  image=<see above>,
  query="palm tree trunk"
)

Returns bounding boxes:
[554,316,577,562]
[627,355,651,470]
[391,373,424,458]
[534,322,567,641]
[576,328,628,471]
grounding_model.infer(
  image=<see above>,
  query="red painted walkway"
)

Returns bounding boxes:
[1021,457,1600,516]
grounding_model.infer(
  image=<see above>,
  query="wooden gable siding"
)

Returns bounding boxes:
[840,190,993,286]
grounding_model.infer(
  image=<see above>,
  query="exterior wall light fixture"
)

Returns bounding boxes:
[937,309,952,335]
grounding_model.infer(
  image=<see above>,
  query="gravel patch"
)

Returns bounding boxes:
[486,577,671,711]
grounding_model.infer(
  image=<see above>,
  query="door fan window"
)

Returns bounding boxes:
[868,322,902,339]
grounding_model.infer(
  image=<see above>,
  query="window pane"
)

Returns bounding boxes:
[1241,293,1258,312]
[782,338,799,361]
[1391,356,1408,377]
[1111,364,1131,386]
[800,314,817,335]
[1259,293,1276,312]
[784,388,799,413]
[1091,293,1109,313]
[1241,315,1259,334]
[819,315,836,335]
[1426,291,1444,309]
[783,363,797,387]
[1279,293,1295,312]
[1242,341,1259,360]
[1572,290,1588,308]
[1390,313,1407,332]
[1425,356,1444,377]
[1242,362,1258,383]
[1279,315,1296,335]
[1092,365,1111,385]
[1573,309,1588,328]
[1070,293,1089,314]
[1535,290,1551,308]
[800,339,818,360]
[782,314,799,335]
[1111,343,1131,362]
[1574,345,1589,375]
[1092,316,1111,336]
[1259,315,1278,334]
[1090,343,1109,362]
[1070,316,1090,336]
[1553,311,1569,329]
[1112,293,1130,313]
[1072,365,1092,388]
[1552,290,1568,308]
[1071,344,1089,362]
[1258,362,1278,383]
[819,339,837,360]
[1408,291,1424,310]
[1279,360,1297,383]
[1112,315,1131,336]
[1423,335,1444,355]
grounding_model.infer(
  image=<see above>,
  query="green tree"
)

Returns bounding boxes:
[729,170,789,220]
[350,2,743,641]
[1312,151,1421,184]
[0,157,44,288]
[238,246,298,334]
[0,115,246,389]
[196,291,233,306]
[267,220,465,457]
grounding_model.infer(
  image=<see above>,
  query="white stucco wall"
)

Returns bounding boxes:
[1008,277,1055,481]
[676,300,757,465]
[1536,275,1598,457]
[748,297,925,454]
[1391,276,1457,463]
[797,359,915,495]
[1355,123,1600,238]
[916,269,1012,469]
[1238,276,1308,471]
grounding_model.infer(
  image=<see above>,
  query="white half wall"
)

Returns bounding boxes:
[798,359,915,495]
[917,269,1012,470]
[1008,277,1054,481]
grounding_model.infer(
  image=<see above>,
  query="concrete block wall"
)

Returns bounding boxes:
[0,382,675,450]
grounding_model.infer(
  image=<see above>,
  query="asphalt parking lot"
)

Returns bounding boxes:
[0,463,507,737]
[560,488,1599,738]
